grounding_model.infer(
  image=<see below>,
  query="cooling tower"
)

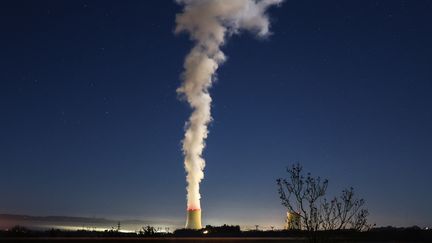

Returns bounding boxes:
[185,209,202,229]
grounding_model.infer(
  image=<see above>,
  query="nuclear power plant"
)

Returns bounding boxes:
[185,209,202,229]
[176,0,282,231]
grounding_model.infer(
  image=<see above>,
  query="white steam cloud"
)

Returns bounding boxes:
[175,0,283,211]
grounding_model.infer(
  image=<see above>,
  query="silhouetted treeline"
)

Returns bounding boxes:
[0,225,138,238]
[1,225,432,242]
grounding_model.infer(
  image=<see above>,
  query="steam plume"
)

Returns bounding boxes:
[176,0,283,211]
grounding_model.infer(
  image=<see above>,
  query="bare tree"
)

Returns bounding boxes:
[277,163,328,231]
[320,187,369,231]
[277,163,370,232]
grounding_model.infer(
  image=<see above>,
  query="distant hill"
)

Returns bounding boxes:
[0,214,112,223]
[0,214,180,232]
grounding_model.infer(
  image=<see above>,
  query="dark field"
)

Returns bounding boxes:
[0,238,306,243]
[1,237,430,243]
[2,228,432,242]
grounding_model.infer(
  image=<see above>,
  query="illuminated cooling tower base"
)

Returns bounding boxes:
[185,209,202,229]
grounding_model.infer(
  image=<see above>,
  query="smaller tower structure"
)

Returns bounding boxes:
[285,211,301,230]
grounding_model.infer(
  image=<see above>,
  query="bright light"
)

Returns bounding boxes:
[203,230,209,234]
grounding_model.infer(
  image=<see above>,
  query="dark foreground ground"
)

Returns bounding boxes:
[0,238,306,243]
[1,237,432,243]
[2,227,432,242]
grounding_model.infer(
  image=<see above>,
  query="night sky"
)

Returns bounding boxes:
[1,0,431,228]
